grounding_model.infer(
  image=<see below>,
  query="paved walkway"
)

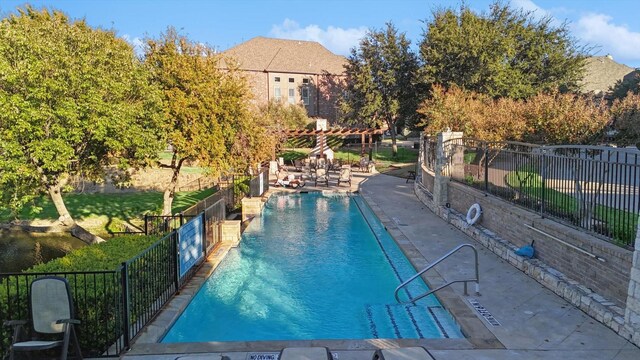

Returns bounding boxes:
[123,173,639,359]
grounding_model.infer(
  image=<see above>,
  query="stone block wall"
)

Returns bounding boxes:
[446,181,633,307]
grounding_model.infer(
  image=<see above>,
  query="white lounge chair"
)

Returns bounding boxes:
[373,347,434,360]
[315,167,329,187]
[279,347,333,360]
[337,166,352,187]
[4,276,83,360]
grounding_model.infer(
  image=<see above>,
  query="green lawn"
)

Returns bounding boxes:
[0,188,216,235]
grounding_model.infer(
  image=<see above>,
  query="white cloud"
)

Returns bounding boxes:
[122,34,145,57]
[572,13,640,64]
[270,19,367,56]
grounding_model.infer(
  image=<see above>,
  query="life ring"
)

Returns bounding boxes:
[466,203,482,225]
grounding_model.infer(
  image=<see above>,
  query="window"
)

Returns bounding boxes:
[302,78,310,84]
[288,77,294,83]
[274,77,280,82]
[302,87,309,105]
[288,88,295,104]
[274,87,281,101]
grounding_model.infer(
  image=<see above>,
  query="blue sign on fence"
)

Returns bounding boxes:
[178,215,203,278]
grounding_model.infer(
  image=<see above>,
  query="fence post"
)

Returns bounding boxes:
[144,215,148,236]
[179,212,184,226]
[173,232,181,293]
[120,262,131,350]
[484,142,489,192]
[201,212,207,256]
[541,150,546,217]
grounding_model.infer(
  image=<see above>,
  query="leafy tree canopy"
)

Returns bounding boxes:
[0,7,163,243]
[610,92,640,148]
[340,22,420,156]
[420,1,586,99]
[146,28,265,214]
[420,85,609,144]
[256,100,310,156]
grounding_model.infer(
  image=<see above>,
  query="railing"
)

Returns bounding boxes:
[144,213,194,235]
[120,232,178,349]
[203,199,225,253]
[249,169,270,197]
[394,244,480,304]
[441,138,640,247]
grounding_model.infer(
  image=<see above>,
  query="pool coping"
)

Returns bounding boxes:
[127,188,500,356]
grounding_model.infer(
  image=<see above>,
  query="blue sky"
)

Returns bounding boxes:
[2,0,640,67]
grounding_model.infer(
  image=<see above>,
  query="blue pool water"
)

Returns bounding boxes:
[162,192,462,342]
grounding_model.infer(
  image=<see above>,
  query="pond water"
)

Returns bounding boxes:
[0,230,86,272]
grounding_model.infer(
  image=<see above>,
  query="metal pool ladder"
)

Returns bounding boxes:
[394,244,480,303]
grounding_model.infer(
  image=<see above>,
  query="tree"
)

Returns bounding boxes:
[340,23,420,156]
[0,7,164,244]
[610,72,640,100]
[420,2,586,99]
[610,92,640,148]
[418,86,608,144]
[145,28,262,215]
[256,100,310,158]
[418,85,527,142]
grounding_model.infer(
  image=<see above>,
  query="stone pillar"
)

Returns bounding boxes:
[433,130,463,205]
[221,220,241,247]
[623,218,640,345]
[241,197,263,222]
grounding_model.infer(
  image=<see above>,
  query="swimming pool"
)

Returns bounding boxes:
[162,192,462,342]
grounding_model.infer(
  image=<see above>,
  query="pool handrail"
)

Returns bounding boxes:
[394,243,480,303]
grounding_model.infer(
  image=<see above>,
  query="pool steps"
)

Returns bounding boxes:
[366,304,460,339]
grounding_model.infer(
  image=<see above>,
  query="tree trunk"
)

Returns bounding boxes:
[389,123,398,157]
[47,183,105,245]
[162,158,184,216]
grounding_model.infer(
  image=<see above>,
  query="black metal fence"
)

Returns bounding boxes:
[440,137,640,247]
[249,169,270,197]
[120,231,178,350]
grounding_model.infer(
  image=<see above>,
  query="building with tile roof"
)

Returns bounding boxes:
[222,37,347,122]
[580,55,638,97]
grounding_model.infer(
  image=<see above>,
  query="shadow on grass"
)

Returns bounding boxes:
[0,188,217,234]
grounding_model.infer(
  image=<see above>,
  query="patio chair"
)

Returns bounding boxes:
[337,166,352,187]
[293,159,304,172]
[315,167,329,187]
[4,276,83,360]
[373,347,434,360]
[359,156,370,173]
[279,347,333,360]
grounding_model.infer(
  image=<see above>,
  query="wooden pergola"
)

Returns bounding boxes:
[285,128,384,157]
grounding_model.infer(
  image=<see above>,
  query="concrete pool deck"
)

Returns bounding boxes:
[122,173,640,359]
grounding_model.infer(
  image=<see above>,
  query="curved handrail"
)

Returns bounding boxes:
[394,243,480,304]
